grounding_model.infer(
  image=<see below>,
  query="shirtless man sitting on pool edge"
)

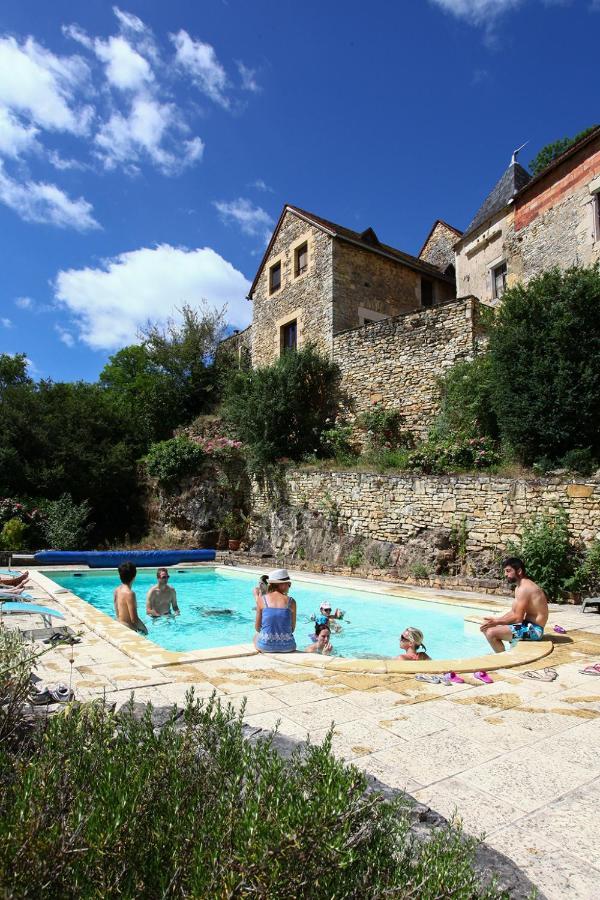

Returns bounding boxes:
[480,556,549,653]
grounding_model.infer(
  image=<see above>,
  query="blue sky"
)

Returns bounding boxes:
[0,0,598,382]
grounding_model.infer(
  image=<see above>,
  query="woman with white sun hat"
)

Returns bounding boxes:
[253,568,297,653]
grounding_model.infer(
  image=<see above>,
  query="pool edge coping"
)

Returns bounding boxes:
[30,565,556,674]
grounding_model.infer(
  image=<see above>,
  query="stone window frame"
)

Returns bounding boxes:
[275,308,303,357]
[268,255,284,296]
[358,306,389,326]
[489,257,507,301]
[290,231,314,283]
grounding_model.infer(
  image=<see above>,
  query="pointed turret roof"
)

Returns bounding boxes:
[463,161,531,239]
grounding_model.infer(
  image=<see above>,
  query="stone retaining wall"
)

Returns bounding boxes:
[333,298,481,439]
[253,469,600,550]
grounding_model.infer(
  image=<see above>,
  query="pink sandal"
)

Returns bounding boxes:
[444,671,465,684]
[474,670,493,684]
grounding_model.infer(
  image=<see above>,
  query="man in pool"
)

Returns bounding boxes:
[146,567,180,618]
[114,561,148,634]
[480,557,548,652]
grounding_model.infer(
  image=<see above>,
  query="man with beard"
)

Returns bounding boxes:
[480,557,549,652]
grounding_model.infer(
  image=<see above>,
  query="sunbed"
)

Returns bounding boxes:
[0,602,65,628]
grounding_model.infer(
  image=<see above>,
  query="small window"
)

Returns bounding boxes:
[492,261,507,299]
[421,278,434,308]
[281,319,297,352]
[269,261,281,294]
[294,242,308,277]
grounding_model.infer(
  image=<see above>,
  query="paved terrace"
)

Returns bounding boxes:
[5,569,600,900]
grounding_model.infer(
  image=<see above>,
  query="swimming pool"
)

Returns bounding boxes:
[47,567,492,660]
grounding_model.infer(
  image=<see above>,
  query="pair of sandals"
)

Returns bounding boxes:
[30,683,74,705]
[43,631,81,646]
[580,663,600,676]
[519,667,558,682]
[416,670,493,685]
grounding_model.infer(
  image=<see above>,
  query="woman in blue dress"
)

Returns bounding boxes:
[253,568,297,653]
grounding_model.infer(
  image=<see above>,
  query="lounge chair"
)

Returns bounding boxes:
[582,597,600,614]
[0,591,34,600]
[0,602,65,628]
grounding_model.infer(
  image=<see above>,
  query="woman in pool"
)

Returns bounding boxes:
[253,568,297,653]
[305,622,333,655]
[397,627,430,660]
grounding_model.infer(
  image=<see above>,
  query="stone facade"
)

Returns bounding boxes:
[218,325,253,367]
[456,132,600,303]
[253,468,600,552]
[419,220,462,272]
[251,212,333,368]
[333,298,481,438]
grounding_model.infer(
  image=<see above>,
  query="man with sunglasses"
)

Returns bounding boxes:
[146,567,180,618]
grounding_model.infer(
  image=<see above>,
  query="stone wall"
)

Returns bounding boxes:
[253,468,600,552]
[218,325,253,367]
[455,209,515,303]
[250,211,333,367]
[332,241,453,333]
[419,220,461,272]
[333,298,480,438]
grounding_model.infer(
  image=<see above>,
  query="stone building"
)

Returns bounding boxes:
[455,127,600,304]
[247,205,456,368]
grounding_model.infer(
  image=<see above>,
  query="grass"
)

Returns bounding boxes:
[0,628,513,900]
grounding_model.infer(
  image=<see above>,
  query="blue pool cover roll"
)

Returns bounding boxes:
[34,549,216,567]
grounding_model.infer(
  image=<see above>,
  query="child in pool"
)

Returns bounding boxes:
[311,601,344,632]
[305,622,333,655]
[397,627,430,660]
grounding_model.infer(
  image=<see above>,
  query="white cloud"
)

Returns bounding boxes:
[214,197,274,242]
[237,61,260,93]
[429,0,522,23]
[65,24,154,92]
[0,160,99,230]
[48,149,85,170]
[54,243,251,350]
[0,106,40,158]
[170,30,229,108]
[1,317,12,328]
[251,179,273,193]
[0,35,91,134]
[15,296,33,309]
[55,324,75,347]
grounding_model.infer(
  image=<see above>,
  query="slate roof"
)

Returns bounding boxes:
[248,205,454,299]
[461,162,531,241]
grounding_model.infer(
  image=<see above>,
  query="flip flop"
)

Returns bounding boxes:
[415,674,442,684]
[580,663,600,676]
[444,671,465,684]
[518,670,545,680]
[553,626,567,634]
[474,670,494,684]
[542,667,558,682]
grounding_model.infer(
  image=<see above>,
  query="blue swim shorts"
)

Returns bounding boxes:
[510,622,544,642]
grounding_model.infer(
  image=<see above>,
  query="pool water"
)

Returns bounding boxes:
[48,568,492,659]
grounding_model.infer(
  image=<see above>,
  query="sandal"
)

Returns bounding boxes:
[415,674,442,684]
[443,671,465,684]
[519,670,545,680]
[553,625,567,634]
[474,670,494,684]
[542,667,558,682]
[580,663,600,676]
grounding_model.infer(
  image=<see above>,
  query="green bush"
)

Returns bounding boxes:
[366,447,412,472]
[345,549,364,570]
[407,437,500,475]
[0,517,28,551]
[144,436,205,485]
[559,448,597,476]
[566,540,600,596]
[320,424,357,463]
[508,507,574,601]
[0,691,507,899]
[38,494,92,550]
[435,355,498,441]
[487,266,600,465]
[222,346,340,469]
[358,404,413,451]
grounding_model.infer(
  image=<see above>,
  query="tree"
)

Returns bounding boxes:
[487,266,600,464]
[434,355,498,441]
[529,126,597,176]
[222,346,340,468]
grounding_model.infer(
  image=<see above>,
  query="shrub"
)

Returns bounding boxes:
[367,447,412,472]
[345,549,364,570]
[559,448,597,476]
[321,424,357,463]
[508,507,574,601]
[435,355,498,441]
[0,693,508,899]
[38,494,92,550]
[407,436,500,475]
[222,346,340,469]
[566,540,600,596]
[144,436,205,485]
[411,562,430,579]
[0,517,28,551]
[487,266,600,465]
[358,404,413,451]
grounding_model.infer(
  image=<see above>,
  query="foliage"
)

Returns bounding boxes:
[487,266,600,465]
[358,404,413,451]
[0,691,508,900]
[365,448,412,472]
[411,562,430,579]
[0,627,43,747]
[528,125,597,176]
[0,498,42,529]
[559,448,597,477]
[144,436,205,486]
[450,517,469,564]
[435,355,498,441]
[507,507,574,601]
[320,424,358,463]
[565,540,600,596]
[345,549,364,570]
[222,346,341,469]
[0,517,28,551]
[37,494,92,550]
[220,511,245,539]
[407,437,500,475]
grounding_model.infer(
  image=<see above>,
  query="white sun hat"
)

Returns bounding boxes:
[267,568,291,584]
